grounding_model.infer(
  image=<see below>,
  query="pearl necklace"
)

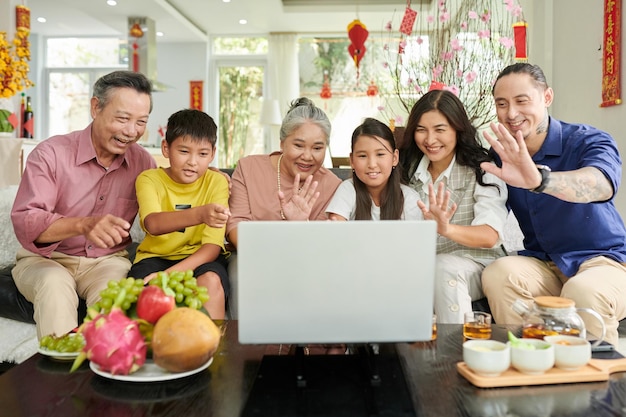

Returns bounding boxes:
[276,153,286,220]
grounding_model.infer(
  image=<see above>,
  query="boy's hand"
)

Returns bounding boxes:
[201,203,231,228]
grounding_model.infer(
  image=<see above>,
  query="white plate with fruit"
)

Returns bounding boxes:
[38,333,85,361]
[90,357,213,382]
[72,272,221,381]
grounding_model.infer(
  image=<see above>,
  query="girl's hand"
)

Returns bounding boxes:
[417,182,457,236]
[278,174,320,220]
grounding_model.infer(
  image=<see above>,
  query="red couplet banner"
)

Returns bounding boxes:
[189,80,203,110]
[601,0,622,107]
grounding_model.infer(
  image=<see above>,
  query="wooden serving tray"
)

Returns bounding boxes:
[457,357,626,388]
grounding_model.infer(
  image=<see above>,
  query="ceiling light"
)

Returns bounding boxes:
[223,0,231,3]
[37,17,46,23]
[239,19,247,25]
[156,32,164,37]
[107,0,117,6]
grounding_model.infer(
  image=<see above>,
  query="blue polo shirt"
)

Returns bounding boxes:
[492,117,626,277]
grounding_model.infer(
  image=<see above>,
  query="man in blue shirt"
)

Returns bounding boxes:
[480,63,626,347]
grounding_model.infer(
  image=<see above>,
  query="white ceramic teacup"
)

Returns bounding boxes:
[544,335,591,371]
[463,340,510,377]
[509,338,555,375]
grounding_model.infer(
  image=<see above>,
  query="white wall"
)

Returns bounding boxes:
[146,42,208,148]
[524,0,626,215]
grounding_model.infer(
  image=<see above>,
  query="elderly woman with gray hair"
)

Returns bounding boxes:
[225,97,341,320]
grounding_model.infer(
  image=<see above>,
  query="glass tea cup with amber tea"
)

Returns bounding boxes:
[463,311,492,339]
[512,296,606,348]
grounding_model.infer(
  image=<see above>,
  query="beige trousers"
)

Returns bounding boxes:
[482,255,626,346]
[12,247,131,339]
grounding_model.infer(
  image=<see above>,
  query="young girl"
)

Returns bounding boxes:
[326,118,422,221]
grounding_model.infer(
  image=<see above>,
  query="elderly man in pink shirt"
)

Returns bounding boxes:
[11,71,157,339]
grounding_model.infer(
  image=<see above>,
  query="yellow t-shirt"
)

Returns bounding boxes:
[133,168,229,264]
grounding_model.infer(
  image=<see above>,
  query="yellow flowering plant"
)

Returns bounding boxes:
[0,29,33,133]
[0,29,33,99]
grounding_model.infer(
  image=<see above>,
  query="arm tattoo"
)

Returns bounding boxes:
[545,167,613,203]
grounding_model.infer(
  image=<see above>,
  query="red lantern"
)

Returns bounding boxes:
[366,80,378,97]
[320,72,332,99]
[347,19,369,84]
[130,22,144,73]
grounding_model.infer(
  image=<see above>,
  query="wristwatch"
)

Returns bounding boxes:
[529,165,551,194]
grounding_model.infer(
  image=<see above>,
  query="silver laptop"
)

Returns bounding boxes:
[237,220,437,344]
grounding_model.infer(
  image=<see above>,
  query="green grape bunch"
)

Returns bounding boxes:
[40,333,85,353]
[88,277,145,316]
[147,270,209,311]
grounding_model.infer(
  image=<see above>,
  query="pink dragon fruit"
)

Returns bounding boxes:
[71,308,147,375]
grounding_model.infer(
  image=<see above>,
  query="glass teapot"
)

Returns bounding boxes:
[512,296,606,348]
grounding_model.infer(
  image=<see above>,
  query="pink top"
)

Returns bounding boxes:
[226,152,341,236]
[11,123,157,258]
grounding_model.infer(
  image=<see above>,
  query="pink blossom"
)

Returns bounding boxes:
[438,0,446,9]
[456,69,463,78]
[395,116,404,126]
[450,38,463,51]
[460,21,468,30]
[427,15,435,23]
[440,12,450,22]
[478,29,491,39]
[416,36,424,45]
[414,85,422,93]
[511,5,523,17]
[441,51,454,61]
[468,11,478,19]
[383,43,389,51]
[382,62,389,69]
[385,21,392,31]
[377,105,385,112]
[443,85,459,96]
[481,11,491,23]
[432,65,443,79]
[465,71,477,83]
[499,37,514,49]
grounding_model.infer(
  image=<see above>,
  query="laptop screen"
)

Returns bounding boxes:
[237,220,437,344]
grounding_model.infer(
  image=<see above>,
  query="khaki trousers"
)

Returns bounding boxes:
[482,255,626,346]
[12,247,131,339]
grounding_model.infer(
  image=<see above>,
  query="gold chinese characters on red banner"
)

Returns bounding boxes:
[189,81,203,110]
[601,0,622,107]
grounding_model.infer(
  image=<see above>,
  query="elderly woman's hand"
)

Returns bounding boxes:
[278,173,320,220]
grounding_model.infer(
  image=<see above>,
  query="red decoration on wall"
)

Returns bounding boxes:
[601,0,622,107]
[347,19,369,84]
[189,81,203,110]
[513,22,528,61]
[15,5,30,33]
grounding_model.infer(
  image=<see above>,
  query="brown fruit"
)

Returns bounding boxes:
[151,307,221,373]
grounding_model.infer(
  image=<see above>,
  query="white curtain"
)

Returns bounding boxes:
[267,33,300,150]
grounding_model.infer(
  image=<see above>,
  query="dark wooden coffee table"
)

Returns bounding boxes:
[1,321,625,416]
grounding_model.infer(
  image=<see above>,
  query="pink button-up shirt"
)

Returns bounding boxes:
[11,124,156,258]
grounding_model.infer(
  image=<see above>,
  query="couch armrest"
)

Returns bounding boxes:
[0,267,35,323]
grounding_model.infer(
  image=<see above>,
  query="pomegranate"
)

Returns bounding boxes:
[136,285,175,324]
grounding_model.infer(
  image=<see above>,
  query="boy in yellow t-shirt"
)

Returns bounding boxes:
[129,109,231,319]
